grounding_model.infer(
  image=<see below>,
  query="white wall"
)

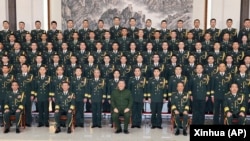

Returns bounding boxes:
[50,0,62,30]
[208,0,241,30]
[0,0,8,30]
[193,0,206,29]
[16,0,48,31]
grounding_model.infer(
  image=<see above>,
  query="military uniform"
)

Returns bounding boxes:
[132,63,148,78]
[174,50,189,65]
[165,63,178,80]
[47,63,62,77]
[94,28,107,41]
[192,50,207,64]
[78,28,91,41]
[101,39,114,51]
[109,51,123,65]
[21,41,32,52]
[224,93,246,125]
[135,38,147,52]
[171,92,190,130]
[85,39,97,52]
[3,42,15,52]
[204,64,218,77]
[209,51,226,65]
[189,28,204,41]
[173,29,187,41]
[189,74,210,125]
[184,39,196,52]
[8,50,26,64]
[147,77,167,127]
[64,63,81,77]
[14,30,28,43]
[127,27,139,39]
[205,28,220,42]
[111,88,133,131]
[141,51,154,65]
[30,64,44,77]
[228,50,245,66]
[233,74,250,113]
[151,39,163,52]
[75,50,90,65]
[167,39,179,51]
[92,50,106,65]
[58,50,72,65]
[124,51,139,65]
[54,91,75,128]
[86,78,106,127]
[47,29,60,42]
[143,28,155,40]
[32,75,51,126]
[238,28,250,42]
[26,51,42,64]
[70,76,87,126]
[52,40,63,52]
[219,28,237,42]
[128,76,146,127]
[16,73,33,125]
[0,74,14,114]
[115,64,132,84]
[68,40,80,53]
[109,26,122,40]
[42,50,56,65]
[147,63,165,79]
[117,36,131,52]
[202,40,214,52]
[31,29,46,42]
[0,29,12,44]
[38,41,48,52]
[158,50,172,64]
[3,91,25,130]
[211,72,232,124]
[226,64,237,77]
[82,63,99,79]
[63,29,76,43]
[160,29,170,41]
[220,41,232,53]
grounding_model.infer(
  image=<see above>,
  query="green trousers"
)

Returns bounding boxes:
[4,110,22,128]
[54,109,73,128]
[91,102,102,126]
[226,114,246,125]
[75,101,84,126]
[132,102,143,126]
[112,108,130,130]
[150,102,163,127]
[37,101,49,125]
[174,113,188,129]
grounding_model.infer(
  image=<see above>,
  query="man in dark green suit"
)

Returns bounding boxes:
[189,19,204,41]
[219,19,237,42]
[174,20,187,41]
[224,83,247,125]
[237,19,250,42]
[205,18,220,42]
[111,79,133,134]
[86,69,106,128]
[94,20,106,41]
[16,64,33,127]
[127,18,139,39]
[143,19,155,40]
[32,66,51,127]
[78,20,91,41]
[211,63,232,124]
[70,67,87,127]
[128,67,146,128]
[147,67,167,129]
[109,17,122,40]
[54,82,75,133]
[31,20,45,42]
[47,21,60,42]
[189,64,210,125]
[14,21,28,43]
[0,21,12,44]
[63,20,76,43]
[171,82,190,136]
[3,82,25,133]
[159,20,170,41]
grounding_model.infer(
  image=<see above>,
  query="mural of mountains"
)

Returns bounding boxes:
[61,0,193,31]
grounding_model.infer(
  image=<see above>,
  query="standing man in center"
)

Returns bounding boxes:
[147,67,167,129]
[189,64,210,125]
[86,69,106,128]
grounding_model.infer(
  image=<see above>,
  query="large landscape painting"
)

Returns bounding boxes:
[61,0,193,31]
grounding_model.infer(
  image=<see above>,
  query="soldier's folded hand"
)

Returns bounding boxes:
[18,95,22,99]
[183,111,188,115]
[83,98,87,103]
[239,112,245,117]
[114,108,118,113]
[227,112,232,117]
[174,110,179,114]
[124,108,130,113]
[4,109,9,113]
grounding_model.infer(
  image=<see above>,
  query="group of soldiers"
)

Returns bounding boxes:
[0,17,250,135]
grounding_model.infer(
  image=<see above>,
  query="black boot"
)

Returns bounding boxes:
[175,129,180,135]
[67,127,72,134]
[55,127,61,133]
[4,128,9,133]
[183,129,187,136]
[16,128,20,133]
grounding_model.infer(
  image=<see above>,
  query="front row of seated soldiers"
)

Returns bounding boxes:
[1,63,249,132]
